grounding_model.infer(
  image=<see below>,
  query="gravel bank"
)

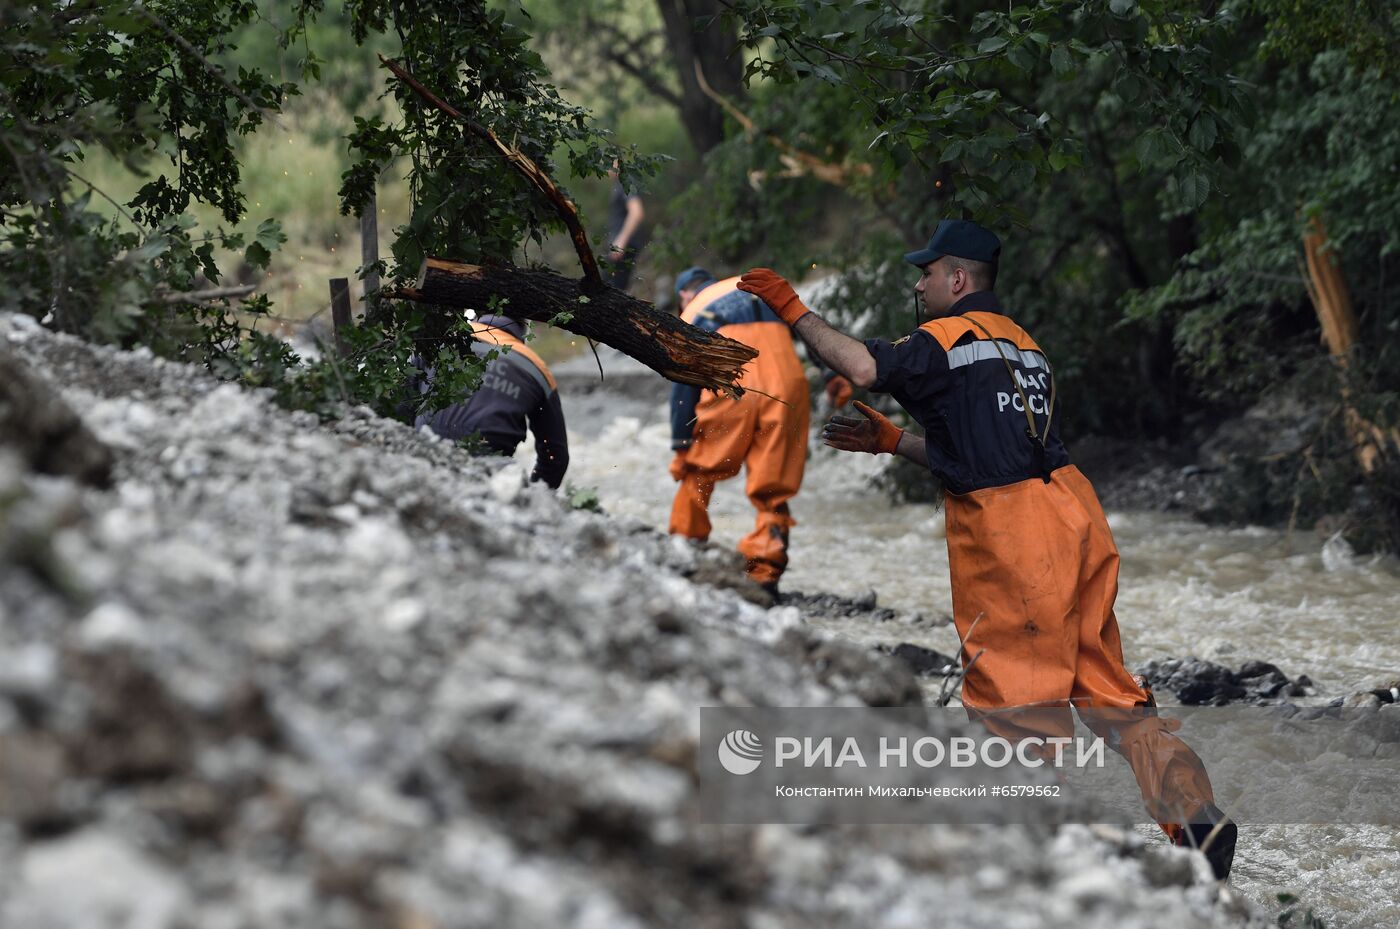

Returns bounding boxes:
[0,314,1267,929]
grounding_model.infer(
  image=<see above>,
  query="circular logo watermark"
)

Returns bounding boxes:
[718,729,764,775]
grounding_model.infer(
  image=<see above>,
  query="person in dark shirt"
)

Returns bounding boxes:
[737,220,1236,881]
[604,160,646,292]
[411,314,569,489]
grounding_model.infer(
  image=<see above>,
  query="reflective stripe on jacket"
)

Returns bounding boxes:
[865,290,1069,494]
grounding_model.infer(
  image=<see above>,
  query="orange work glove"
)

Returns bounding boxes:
[669,450,690,482]
[737,268,811,326]
[825,374,854,408]
[821,401,902,455]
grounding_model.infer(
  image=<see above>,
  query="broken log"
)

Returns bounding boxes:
[1302,217,1399,473]
[404,259,757,392]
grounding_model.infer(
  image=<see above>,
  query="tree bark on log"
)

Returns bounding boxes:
[402,259,757,392]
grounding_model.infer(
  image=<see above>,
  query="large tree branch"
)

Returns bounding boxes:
[400,260,756,393]
[379,55,604,291]
[378,56,758,395]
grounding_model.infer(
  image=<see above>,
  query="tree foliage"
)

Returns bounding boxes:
[0,0,296,347]
[1,0,654,420]
[335,0,664,286]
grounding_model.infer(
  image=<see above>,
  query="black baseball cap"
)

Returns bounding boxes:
[675,266,716,296]
[904,219,1002,267]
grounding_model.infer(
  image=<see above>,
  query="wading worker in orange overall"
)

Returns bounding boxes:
[669,267,810,595]
[737,221,1237,880]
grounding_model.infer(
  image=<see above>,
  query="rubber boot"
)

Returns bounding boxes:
[1173,803,1237,881]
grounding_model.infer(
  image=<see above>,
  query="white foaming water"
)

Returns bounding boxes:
[546,386,1400,928]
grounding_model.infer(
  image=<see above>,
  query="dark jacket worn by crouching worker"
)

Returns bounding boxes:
[412,315,569,488]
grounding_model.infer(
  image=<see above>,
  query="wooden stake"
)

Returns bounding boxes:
[329,277,353,359]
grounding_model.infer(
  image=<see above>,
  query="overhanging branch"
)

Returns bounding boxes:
[379,55,604,291]
[400,259,757,393]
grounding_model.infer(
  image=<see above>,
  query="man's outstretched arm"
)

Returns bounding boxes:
[792,313,877,388]
[737,268,877,387]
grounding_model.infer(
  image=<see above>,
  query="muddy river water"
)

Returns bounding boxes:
[538,353,1400,927]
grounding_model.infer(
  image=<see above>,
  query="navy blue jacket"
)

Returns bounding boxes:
[865,291,1069,495]
[412,317,569,488]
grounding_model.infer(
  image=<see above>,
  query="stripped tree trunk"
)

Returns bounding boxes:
[404,259,755,392]
[1302,217,1398,472]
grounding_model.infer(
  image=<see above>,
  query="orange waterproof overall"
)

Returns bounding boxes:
[670,279,811,586]
[919,310,1217,834]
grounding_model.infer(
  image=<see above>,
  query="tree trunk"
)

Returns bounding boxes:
[403,259,756,392]
[656,0,741,154]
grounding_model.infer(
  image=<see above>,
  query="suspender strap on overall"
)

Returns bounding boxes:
[964,316,1058,483]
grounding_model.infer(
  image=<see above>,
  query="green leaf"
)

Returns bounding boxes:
[1178,171,1210,210]
[254,218,286,252]
[244,241,272,270]
[1135,129,1168,165]
[1007,42,1037,71]
[129,236,169,263]
[978,36,1009,54]
[1187,113,1217,151]
[1051,44,1074,75]
[1117,73,1143,103]
[566,483,601,511]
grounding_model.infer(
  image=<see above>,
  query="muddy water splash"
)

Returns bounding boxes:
[548,365,1400,929]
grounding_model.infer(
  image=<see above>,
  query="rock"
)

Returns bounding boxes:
[887,642,958,677]
[2,829,189,929]
[1366,678,1399,704]
[488,461,528,503]
[1322,676,1400,709]
[774,633,923,708]
[1137,657,1246,706]
[0,343,113,486]
[1136,656,1313,706]
[780,590,900,624]
[0,644,59,697]
[78,601,149,650]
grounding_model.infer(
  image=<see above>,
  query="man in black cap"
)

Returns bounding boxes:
[737,220,1237,880]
